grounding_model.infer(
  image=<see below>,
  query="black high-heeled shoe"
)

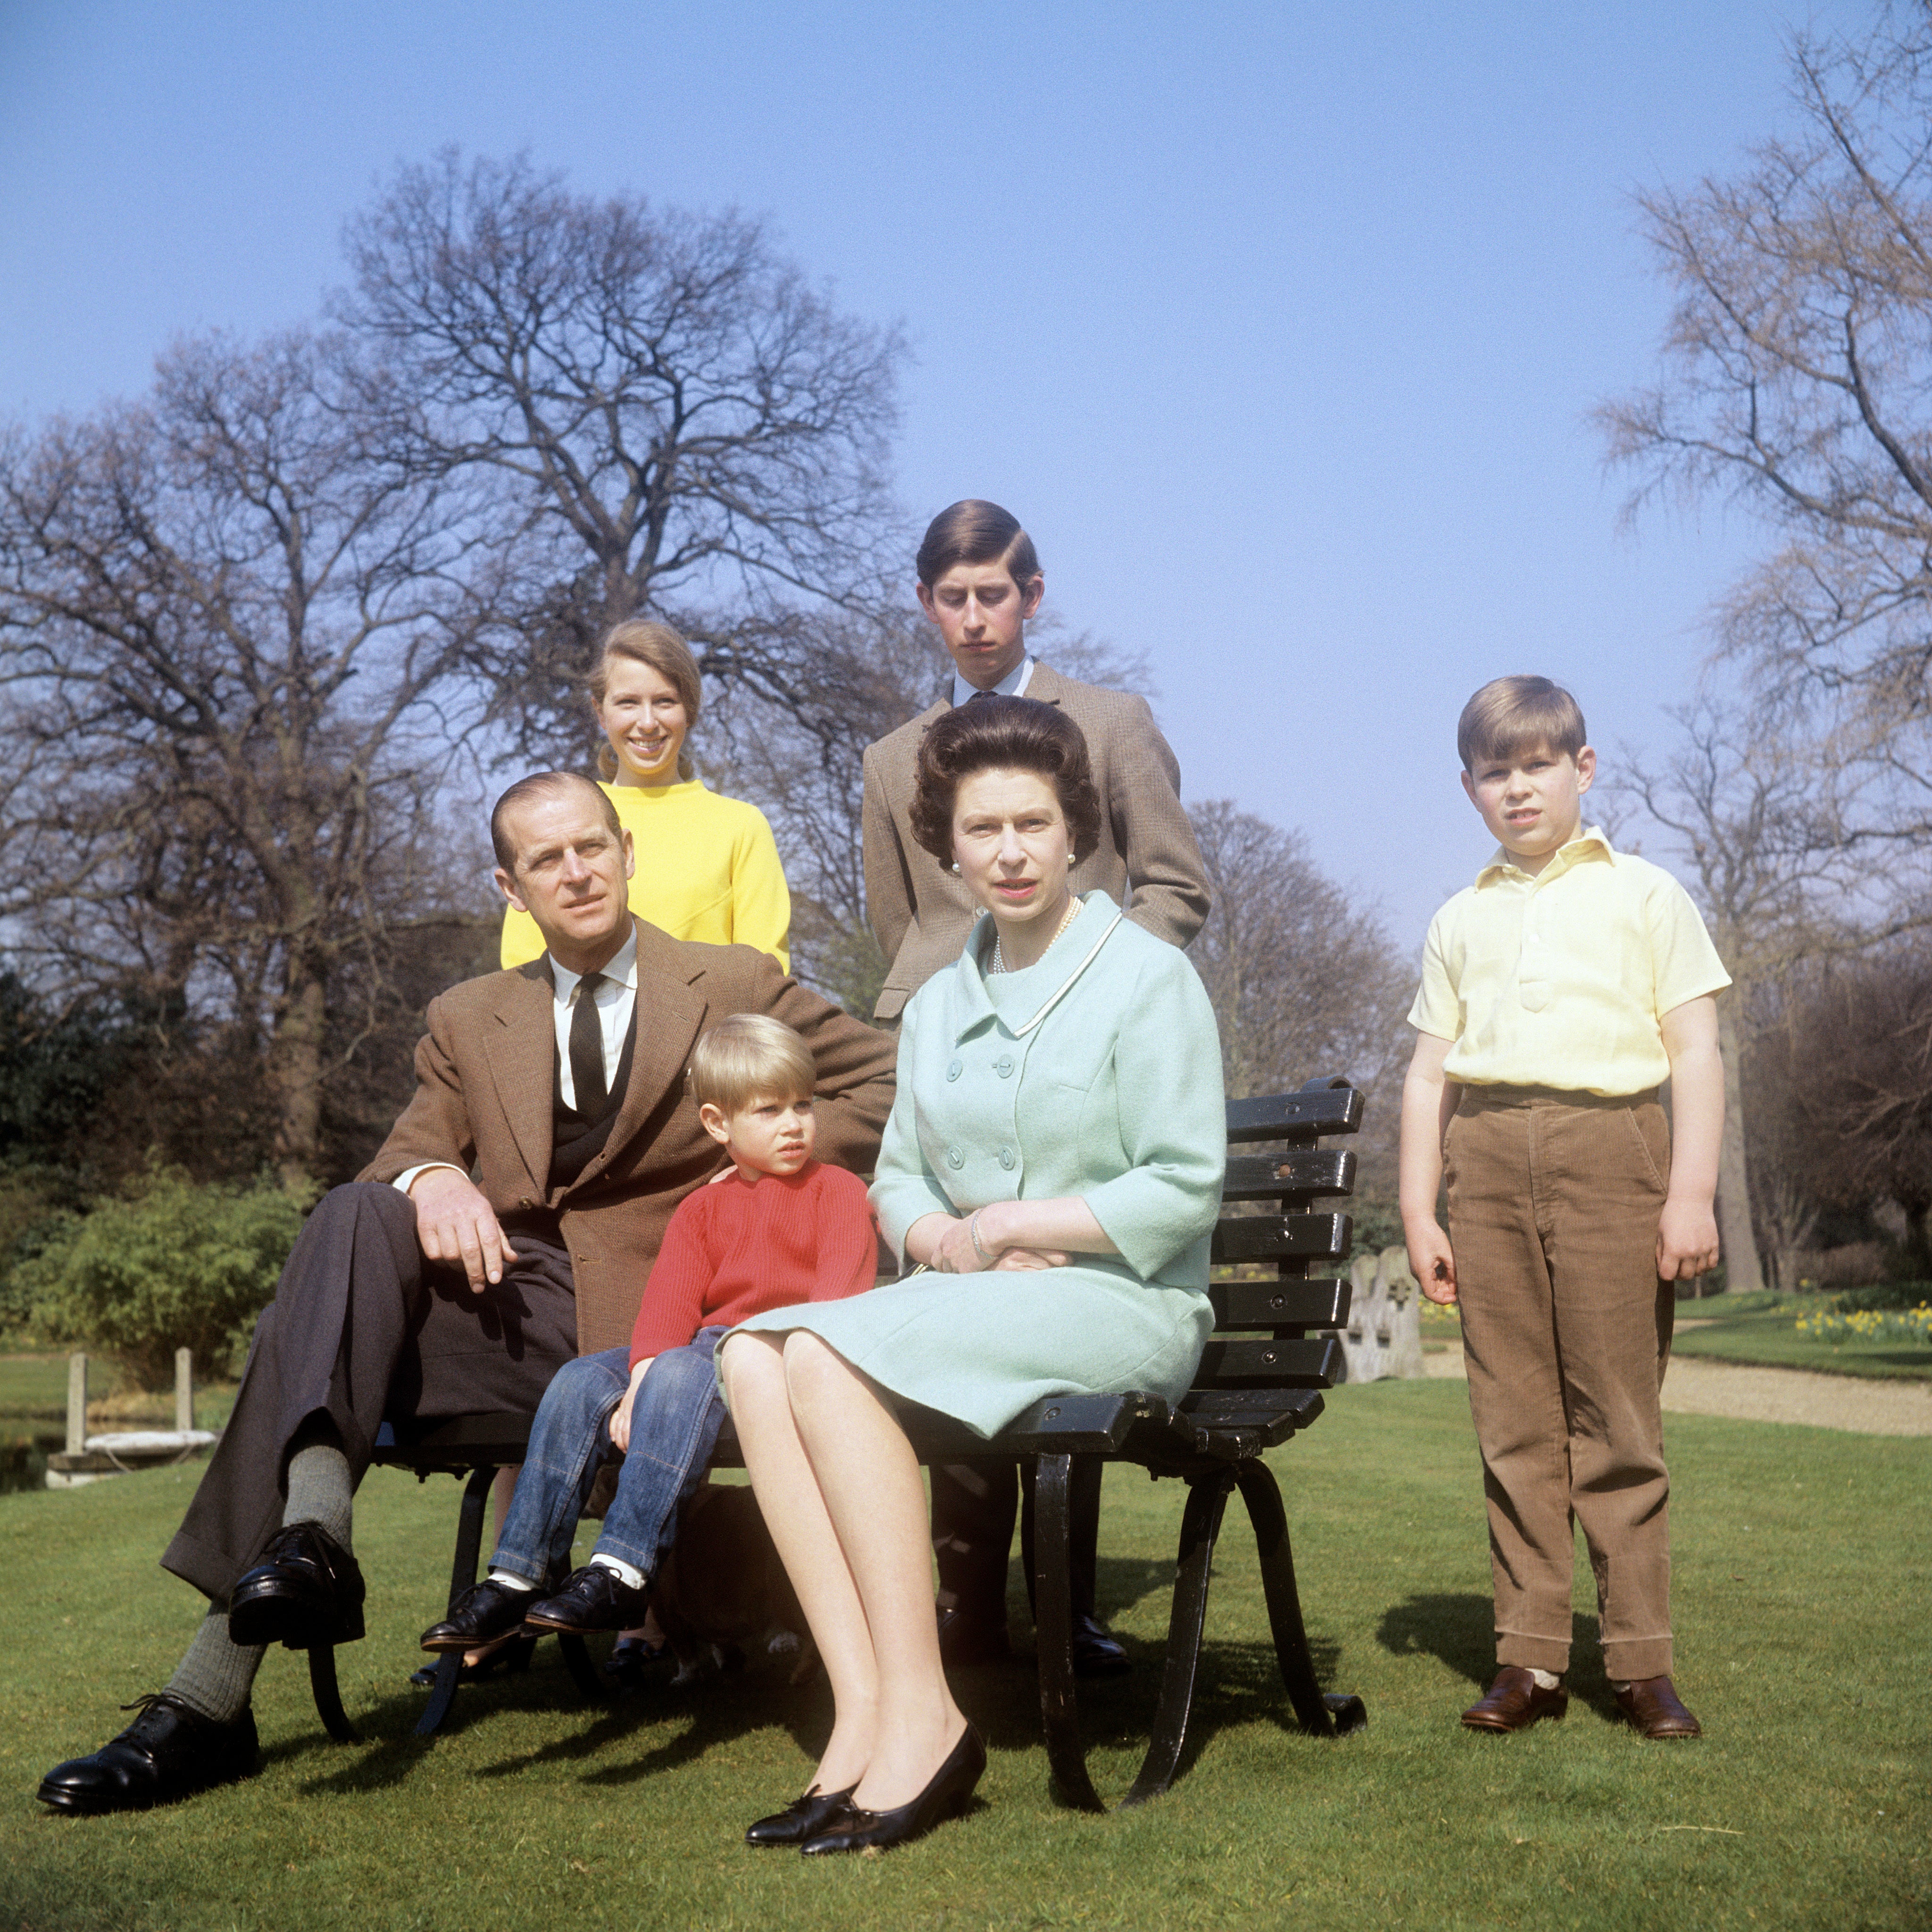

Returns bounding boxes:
[743,1782,857,1847]
[799,1725,985,1855]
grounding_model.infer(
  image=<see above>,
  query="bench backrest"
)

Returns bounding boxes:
[1201,1078,1361,1396]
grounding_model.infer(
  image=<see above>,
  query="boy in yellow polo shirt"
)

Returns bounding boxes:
[1399,675,1730,1740]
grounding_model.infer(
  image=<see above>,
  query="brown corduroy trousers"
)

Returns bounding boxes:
[1444,1086,1677,1681]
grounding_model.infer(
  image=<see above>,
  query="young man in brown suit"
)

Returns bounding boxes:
[39,773,895,1815]
[861,500,1212,1673]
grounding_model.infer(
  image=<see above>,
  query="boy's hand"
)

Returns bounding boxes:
[1407,1221,1458,1306]
[1657,1198,1720,1281]
[608,1358,652,1453]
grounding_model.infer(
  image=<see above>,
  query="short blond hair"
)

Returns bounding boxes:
[688,1014,816,1115]
[1457,675,1587,772]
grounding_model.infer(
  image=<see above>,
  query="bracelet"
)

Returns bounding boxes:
[968,1210,991,1265]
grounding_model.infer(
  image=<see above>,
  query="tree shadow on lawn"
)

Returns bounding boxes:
[1375,1592,1621,1717]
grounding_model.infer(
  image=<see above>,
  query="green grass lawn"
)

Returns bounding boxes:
[2,1381,1926,1932]
[1668,1292,1932,1382]
[1422,1293,1932,1382]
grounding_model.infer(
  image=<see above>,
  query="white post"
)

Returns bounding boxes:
[66,1353,87,1455]
[175,1348,194,1432]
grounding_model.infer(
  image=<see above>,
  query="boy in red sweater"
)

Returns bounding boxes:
[420,1014,878,1653]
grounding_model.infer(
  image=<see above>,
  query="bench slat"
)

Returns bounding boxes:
[1208,1278,1349,1331]
[1222,1149,1357,1201]
[1212,1212,1352,1265]
[1194,1335,1344,1389]
[1178,1387,1327,1426]
[1225,1088,1364,1142]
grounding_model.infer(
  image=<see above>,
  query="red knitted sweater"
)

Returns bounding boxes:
[628,1159,878,1366]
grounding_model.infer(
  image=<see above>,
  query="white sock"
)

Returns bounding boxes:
[591,1552,646,1591]
[1611,1680,1632,1693]
[1528,1667,1562,1690]
[485,1569,537,1592]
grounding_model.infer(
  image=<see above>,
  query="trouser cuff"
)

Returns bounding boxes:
[1602,1637,1674,1681]
[1496,1629,1572,1675]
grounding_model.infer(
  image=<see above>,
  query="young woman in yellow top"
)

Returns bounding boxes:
[500,622,792,972]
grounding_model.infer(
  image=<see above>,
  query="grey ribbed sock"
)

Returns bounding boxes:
[164,1608,264,1724]
[285,1441,353,1549]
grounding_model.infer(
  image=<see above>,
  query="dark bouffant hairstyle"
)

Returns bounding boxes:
[915,499,1042,590]
[908,696,1102,866]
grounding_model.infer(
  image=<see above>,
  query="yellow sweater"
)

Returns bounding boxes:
[500,779,792,972]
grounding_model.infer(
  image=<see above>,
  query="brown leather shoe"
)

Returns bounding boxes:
[1461,1666,1568,1732]
[1616,1675,1701,1739]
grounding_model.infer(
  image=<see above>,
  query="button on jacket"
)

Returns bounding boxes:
[731,892,1225,1437]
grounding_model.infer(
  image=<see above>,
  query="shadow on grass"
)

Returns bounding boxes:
[285,1604,1349,1807]
[1375,1592,1622,1715]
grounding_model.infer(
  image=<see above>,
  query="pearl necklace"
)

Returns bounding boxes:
[990,896,1080,974]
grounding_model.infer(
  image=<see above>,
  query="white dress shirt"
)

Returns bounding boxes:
[395,929,641,1196]
[548,928,639,1110]
[949,654,1035,709]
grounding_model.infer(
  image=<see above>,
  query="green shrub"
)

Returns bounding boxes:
[19,1168,308,1388]
[1834,1279,1932,1313]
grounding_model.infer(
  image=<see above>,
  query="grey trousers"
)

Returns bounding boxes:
[163,1182,577,1602]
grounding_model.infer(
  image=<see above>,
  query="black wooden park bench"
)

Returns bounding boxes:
[300,1077,1369,1808]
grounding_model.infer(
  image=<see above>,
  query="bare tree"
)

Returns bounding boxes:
[1616,689,1932,1290]
[0,329,490,1189]
[1187,800,1410,1197]
[1598,4,1932,808]
[333,150,906,767]
[1745,945,1932,1282]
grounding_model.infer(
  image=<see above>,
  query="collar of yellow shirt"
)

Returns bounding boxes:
[1473,822,1616,891]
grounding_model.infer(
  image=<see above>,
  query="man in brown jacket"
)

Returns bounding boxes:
[863,501,1211,1674]
[39,773,894,1816]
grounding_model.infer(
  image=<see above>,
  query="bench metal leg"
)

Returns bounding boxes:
[1123,1469,1233,1808]
[307,1643,360,1743]
[1233,1458,1366,1739]
[413,1461,498,1739]
[557,1633,605,1701]
[1032,1452,1105,1812]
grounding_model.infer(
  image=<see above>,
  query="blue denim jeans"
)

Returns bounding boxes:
[490,1326,728,1584]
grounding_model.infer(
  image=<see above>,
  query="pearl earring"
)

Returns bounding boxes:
[950,861,960,874]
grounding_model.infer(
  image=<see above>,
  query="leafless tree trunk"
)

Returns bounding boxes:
[0,329,487,1189]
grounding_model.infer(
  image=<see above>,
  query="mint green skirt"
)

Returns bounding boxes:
[725,1262,1213,1438]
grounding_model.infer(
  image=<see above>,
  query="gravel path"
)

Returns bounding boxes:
[1421,1341,1932,1437]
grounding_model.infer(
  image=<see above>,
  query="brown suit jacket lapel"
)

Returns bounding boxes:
[483,966,556,1197]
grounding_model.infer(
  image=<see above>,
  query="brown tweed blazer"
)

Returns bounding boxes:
[860,661,1212,1021]
[359,918,896,1355]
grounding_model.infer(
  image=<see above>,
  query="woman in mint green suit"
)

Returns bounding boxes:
[719,696,1224,1856]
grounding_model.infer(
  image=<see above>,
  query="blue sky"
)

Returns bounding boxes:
[0,0,1859,941]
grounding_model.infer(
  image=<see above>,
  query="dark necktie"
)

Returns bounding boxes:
[568,973,607,1114]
